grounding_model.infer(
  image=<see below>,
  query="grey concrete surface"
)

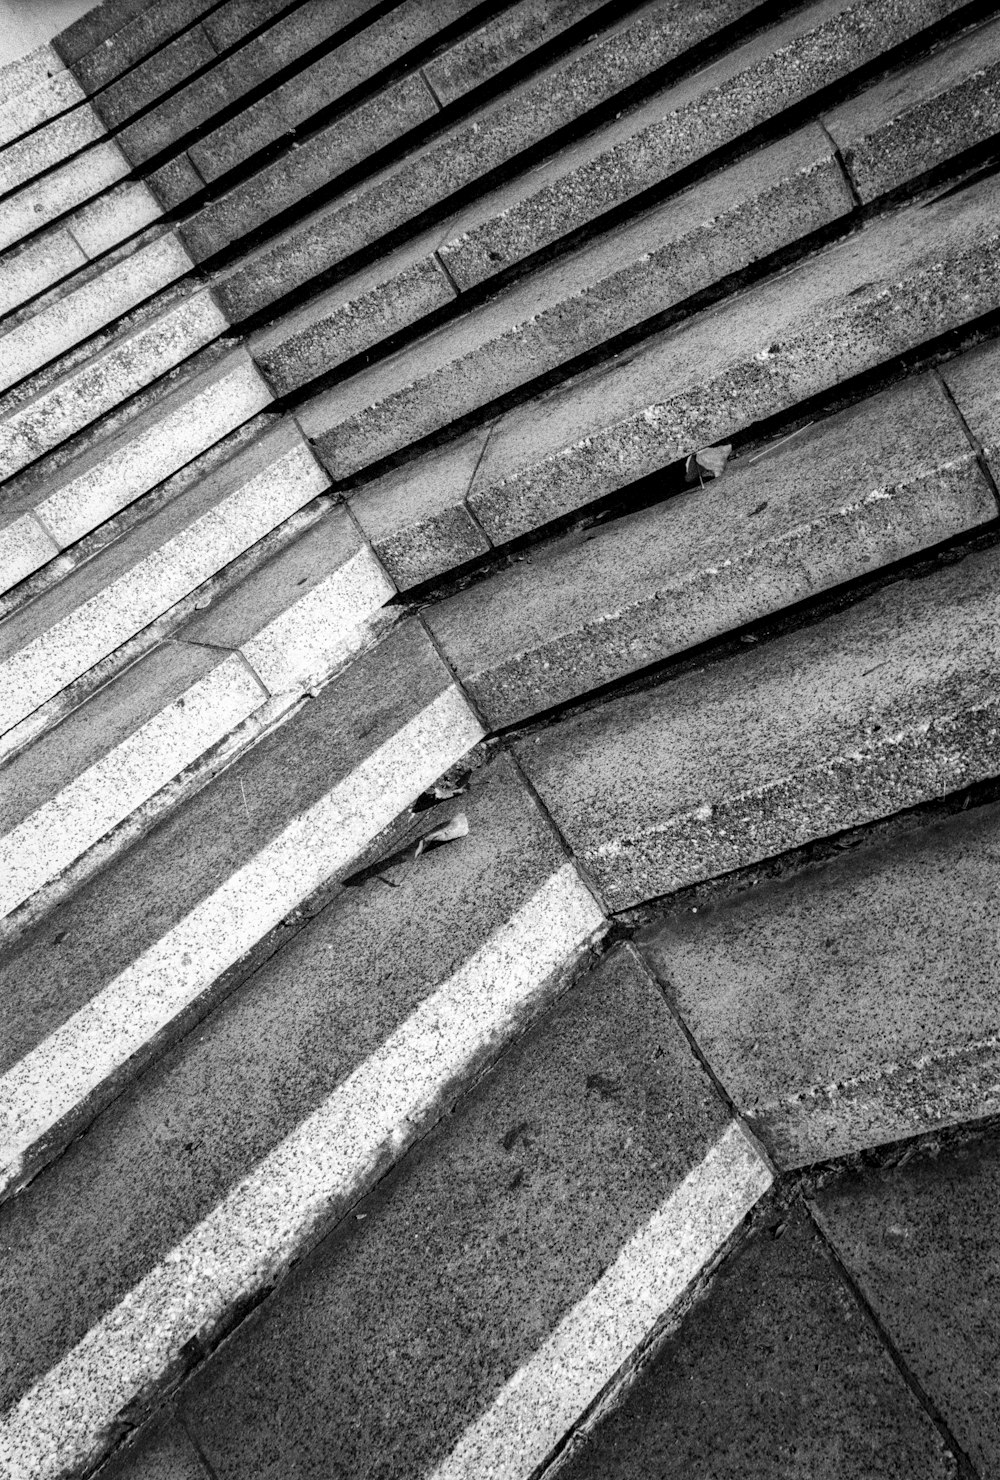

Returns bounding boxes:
[942,334,1000,480]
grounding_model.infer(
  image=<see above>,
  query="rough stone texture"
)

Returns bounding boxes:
[52,0,163,65]
[0,421,324,735]
[0,756,584,1415]
[0,514,59,590]
[63,0,217,93]
[70,178,163,256]
[814,1134,1000,1477]
[426,374,995,727]
[515,543,1000,911]
[642,798,1000,1168]
[0,139,129,255]
[437,0,964,286]
[424,0,610,106]
[92,24,218,136]
[824,16,1000,201]
[0,99,105,198]
[0,228,87,320]
[0,67,85,149]
[0,42,65,102]
[202,0,383,54]
[0,288,227,482]
[7,349,272,549]
[146,153,205,212]
[306,128,853,476]
[199,0,760,299]
[100,1418,209,1480]
[188,0,478,185]
[941,334,1000,479]
[181,73,439,261]
[348,424,492,588]
[248,231,455,390]
[561,1207,954,1480]
[468,171,1000,543]
[180,946,750,1480]
[0,232,192,394]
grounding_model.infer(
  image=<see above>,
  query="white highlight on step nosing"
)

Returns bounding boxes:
[0,654,266,922]
[429,1120,773,1480]
[0,683,484,1199]
[0,868,602,1480]
[240,546,395,692]
[0,441,324,735]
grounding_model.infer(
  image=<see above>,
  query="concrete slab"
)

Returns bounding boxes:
[643,799,1000,1167]
[0,96,104,198]
[247,229,456,388]
[941,334,1000,482]
[202,0,383,53]
[0,287,228,482]
[560,1207,954,1480]
[825,16,1000,201]
[0,618,483,1201]
[68,178,162,257]
[426,374,995,727]
[0,227,87,320]
[0,420,325,734]
[467,170,1000,543]
[0,756,601,1477]
[437,0,962,287]
[0,512,59,588]
[92,24,218,134]
[348,424,492,588]
[195,0,759,294]
[424,0,610,106]
[179,946,767,1480]
[100,1418,210,1480]
[814,1133,1000,1477]
[0,66,84,148]
[62,0,215,93]
[302,126,853,477]
[0,138,129,254]
[514,542,1000,911]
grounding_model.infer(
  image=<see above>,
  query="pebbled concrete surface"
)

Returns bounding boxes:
[642,798,1000,1167]
[180,945,747,1480]
[942,334,1000,481]
[560,1206,955,1480]
[515,542,1000,911]
[425,373,994,727]
[814,1133,1000,1477]
[424,0,610,106]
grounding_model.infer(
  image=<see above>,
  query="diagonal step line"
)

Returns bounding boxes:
[0,863,605,1480]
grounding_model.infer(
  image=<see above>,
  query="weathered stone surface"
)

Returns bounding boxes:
[0,229,87,319]
[0,514,59,590]
[145,153,205,211]
[515,543,1000,911]
[303,126,853,477]
[52,0,158,65]
[180,947,765,1480]
[468,171,1000,544]
[814,1134,1000,1476]
[202,0,381,54]
[92,24,218,136]
[200,0,760,299]
[70,178,163,256]
[643,799,1000,1168]
[100,1418,210,1480]
[66,0,216,93]
[824,16,1000,202]
[248,230,455,389]
[348,424,492,588]
[0,67,84,149]
[427,374,995,727]
[424,0,609,106]
[437,0,963,286]
[0,102,104,199]
[941,334,1000,480]
[561,1208,954,1480]
[0,140,131,253]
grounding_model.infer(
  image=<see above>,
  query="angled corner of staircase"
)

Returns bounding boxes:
[3,0,1000,1475]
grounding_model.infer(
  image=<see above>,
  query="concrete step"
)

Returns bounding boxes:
[0,284,228,483]
[556,1201,959,1479]
[0,178,163,319]
[0,508,394,924]
[424,371,996,728]
[201,0,763,310]
[0,135,132,254]
[456,169,1000,548]
[117,946,770,1480]
[0,418,328,740]
[0,47,85,150]
[0,348,273,593]
[0,229,193,394]
[266,123,852,406]
[0,754,607,1479]
[0,96,105,200]
[52,0,222,92]
[0,617,483,1205]
[514,537,1000,911]
[643,796,1000,1171]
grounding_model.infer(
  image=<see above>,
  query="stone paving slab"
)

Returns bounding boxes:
[814,1133,1000,1477]
[175,944,768,1480]
[92,24,219,134]
[57,0,218,93]
[942,334,1000,480]
[426,373,995,728]
[642,798,1000,1168]
[301,125,852,476]
[0,419,324,735]
[0,138,130,254]
[0,99,105,199]
[467,170,1000,544]
[197,0,759,297]
[423,0,611,107]
[0,755,600,1478]
[0,618,482,1202]
[100,1418,209,1480]
[0,66,85,150]
[436,0,963,289]
[515,542,1000,911]
[559,1206,955,1480]
[824,15,1000,202]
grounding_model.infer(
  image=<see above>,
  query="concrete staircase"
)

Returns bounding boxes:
[3,1,1000,1475]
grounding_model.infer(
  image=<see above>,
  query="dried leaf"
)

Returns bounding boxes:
[685,443,732,484]
[431,779,467,800]
[415,812,470,857]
